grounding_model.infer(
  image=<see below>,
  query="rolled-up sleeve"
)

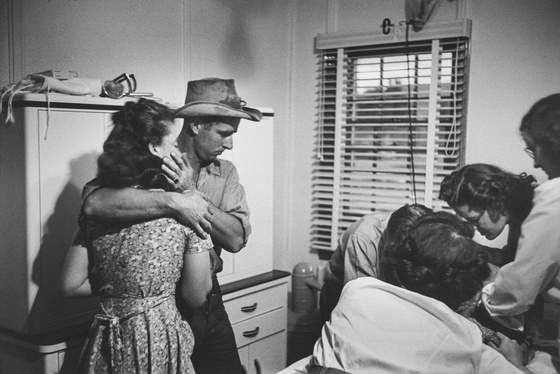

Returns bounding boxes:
[221,165,251,245]
[201,160,251,246]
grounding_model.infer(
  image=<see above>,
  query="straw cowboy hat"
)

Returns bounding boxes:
[173,78,262,121]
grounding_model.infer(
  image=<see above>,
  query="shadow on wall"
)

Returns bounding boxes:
[217,0,281,80]
[26,153,101,371]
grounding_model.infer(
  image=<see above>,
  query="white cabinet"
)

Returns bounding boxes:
[223,272,290,374]
[0,93,129,336]
[218,111,274,284]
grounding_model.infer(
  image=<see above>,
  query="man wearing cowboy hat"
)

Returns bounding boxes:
[82,78,262,374]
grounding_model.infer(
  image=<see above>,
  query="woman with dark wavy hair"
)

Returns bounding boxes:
[310,211,533,373]
[439,163,535,266]
[60,98,213,374]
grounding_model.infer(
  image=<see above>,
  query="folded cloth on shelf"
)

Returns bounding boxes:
[1,75,104,125]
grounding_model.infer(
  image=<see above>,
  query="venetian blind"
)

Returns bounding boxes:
[312,23,470,252]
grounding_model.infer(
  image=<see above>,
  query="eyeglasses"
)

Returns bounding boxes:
[524,147,535,159]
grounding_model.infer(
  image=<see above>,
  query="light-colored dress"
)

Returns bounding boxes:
[76,217,213,374]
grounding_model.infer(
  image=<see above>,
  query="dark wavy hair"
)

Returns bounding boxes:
[96,98,175,190]
[380,204,432,260]
[520,93,560,166]
[438,163,534,224]
[381,211,490,311]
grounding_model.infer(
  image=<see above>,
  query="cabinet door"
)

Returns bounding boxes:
[29,109,110,334]
[238,345,250,374]
[246,331,287,374]
[218,115,273,284]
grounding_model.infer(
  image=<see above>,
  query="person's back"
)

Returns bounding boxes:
[320,205,432,324]
[323,212,388,286]
[80,216,209,373]
[320,212,388,323]
[86,217,195,299]
[312,277,523,374]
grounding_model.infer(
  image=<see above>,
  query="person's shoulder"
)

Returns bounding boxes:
[534,177,560,204]
[213,158,238,174]
[351,212,388,235]
[536,177,560,191]
[345,277,384,292]
[360,212,389,224]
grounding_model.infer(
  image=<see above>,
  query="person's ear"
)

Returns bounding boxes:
[189,118,202,135]
[148,142,162,157]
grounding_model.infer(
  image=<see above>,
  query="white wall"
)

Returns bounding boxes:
[466,1,560,182]
[2,0,559,277]
[287,0,560,272]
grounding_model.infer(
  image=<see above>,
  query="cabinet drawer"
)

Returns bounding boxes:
[232,308,286,348]
[224,283,287,324]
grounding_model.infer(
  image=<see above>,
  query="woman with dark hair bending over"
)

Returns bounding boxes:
[310,212,534,373]
[439,163,535,267]
[60,98,213,373]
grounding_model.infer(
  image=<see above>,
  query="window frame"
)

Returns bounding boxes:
[312,19,472,252]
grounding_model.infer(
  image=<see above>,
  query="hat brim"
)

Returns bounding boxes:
[173,101,262,122]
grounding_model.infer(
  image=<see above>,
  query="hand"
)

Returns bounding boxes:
[488,332,525,368]
[171,190,213,239]
[457,291,481,318]
[162,152,195,192]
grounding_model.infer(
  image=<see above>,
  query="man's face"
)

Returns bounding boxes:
[192,116,241,163]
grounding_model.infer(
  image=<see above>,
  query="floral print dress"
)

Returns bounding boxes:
[76,217,213,374]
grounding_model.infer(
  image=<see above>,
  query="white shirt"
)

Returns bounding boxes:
[311,278,522,374]
[483,177,560,328]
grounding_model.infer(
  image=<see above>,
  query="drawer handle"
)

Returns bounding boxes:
[241,303,258,313]
[254,358,262,374]
[242,327,260,338]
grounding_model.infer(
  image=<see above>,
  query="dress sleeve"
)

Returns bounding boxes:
[80,178,102,210]
[71,227,88,247]
[183,228,214,254]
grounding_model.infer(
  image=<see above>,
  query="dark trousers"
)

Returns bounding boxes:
[177,277,244,374]
[319,282,343,324]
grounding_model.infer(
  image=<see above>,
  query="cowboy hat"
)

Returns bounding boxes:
[173,78,262,121]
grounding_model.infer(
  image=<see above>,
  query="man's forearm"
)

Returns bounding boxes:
[83,187,213,239]
[82,187,174,221]
[209,204,245,253]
